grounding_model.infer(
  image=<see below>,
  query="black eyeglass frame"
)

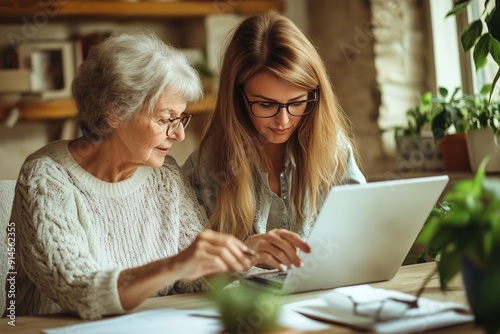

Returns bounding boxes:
[240,87,320,118]
[164,112,193,137]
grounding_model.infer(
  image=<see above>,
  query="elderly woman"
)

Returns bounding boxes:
[3,31,252,320]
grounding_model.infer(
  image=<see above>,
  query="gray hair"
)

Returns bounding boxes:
[72,30,203,141]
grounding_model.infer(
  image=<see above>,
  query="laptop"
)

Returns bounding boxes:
[243,175,449,293]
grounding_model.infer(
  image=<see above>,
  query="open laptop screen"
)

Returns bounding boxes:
[242,175,449,294]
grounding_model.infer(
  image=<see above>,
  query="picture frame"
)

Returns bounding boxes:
[18,41,75,100]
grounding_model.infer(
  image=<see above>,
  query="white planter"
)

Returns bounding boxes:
[466,129,500,172]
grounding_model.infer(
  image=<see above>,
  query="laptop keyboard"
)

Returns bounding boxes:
[264,272,288,282]
[242,270,288,289]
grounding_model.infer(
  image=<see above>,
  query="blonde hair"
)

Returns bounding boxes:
[197,11,358,239]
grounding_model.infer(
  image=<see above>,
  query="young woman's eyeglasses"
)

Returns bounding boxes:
[241,88,319,118]
[161,113,193,137]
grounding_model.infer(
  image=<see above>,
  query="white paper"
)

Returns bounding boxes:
[279,304,332,331]
[42,309,223,334]
[42,305,333,334]
[288,285,474,334]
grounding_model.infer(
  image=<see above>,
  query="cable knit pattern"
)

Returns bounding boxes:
[4,140,209,319]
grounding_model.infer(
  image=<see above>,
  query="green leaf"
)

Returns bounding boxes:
[394,126,403,144]
[465,194,482,213]
[474,157,490,187]
[461,20,484,52]
[489,68,500,102]
[431,111,447,141]
[487,4,500,41]
[488,208,500,240]
[488,34,500,66]
[437,250,463,289]
[417,216,441,244]
[445,185,476,204]
[449,87,461,102]
[453,178,476,192]
[480,83,493,95]
[483,231,494,258]
[443,209,471,225]
[474,34,491,69]
[439,87,449,99]
[428,227,455,249]
[446,1,472,17]
[421,91,433,106]
[444,193,463,205]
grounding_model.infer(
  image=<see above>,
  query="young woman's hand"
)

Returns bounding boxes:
[243,229,311,270]
[172,229,254,280]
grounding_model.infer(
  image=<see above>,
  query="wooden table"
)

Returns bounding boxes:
[0,262,479,333]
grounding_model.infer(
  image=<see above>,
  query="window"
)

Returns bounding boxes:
[428,0,463,93]
[429,0,499,96]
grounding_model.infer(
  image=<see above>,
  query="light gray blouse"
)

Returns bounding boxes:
[182,141,366,239]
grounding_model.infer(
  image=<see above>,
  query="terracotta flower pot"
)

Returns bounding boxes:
[438,133,471,172]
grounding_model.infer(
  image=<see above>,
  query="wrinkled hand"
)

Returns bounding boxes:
[172,229,253,280]
[243,229,311,270]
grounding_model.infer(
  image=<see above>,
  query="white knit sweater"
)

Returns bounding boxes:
[5,140,209,319]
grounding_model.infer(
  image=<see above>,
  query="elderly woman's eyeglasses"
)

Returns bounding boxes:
[162,113,193,137]
[241,88,319,118]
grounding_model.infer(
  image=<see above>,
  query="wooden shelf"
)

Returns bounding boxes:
[0,1,279,120]
[0,1,285,19]
[0,94,216,122]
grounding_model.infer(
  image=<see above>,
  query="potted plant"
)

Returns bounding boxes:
[208,277,282,333]
[444,1,500,172]
[431,87,472,171]
[466,85,500,172]
[392,91,443,171]
[416,158,500,334]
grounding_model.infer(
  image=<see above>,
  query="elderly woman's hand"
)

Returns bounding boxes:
[172,229,254,280]
[243,229,311,270]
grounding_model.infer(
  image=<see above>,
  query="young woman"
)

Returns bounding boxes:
[4,31,253,320]
[183,11,366,270]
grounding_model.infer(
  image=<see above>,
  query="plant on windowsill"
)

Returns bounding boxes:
[393,92,436,140]
[465,84,500,172]
[431,87,472,171]
[444,1,500,172]
[416,158,500,334]
[391,91,443,171]
[463,84,500,133]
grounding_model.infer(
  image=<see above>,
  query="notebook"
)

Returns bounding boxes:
[243,175,449,293]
